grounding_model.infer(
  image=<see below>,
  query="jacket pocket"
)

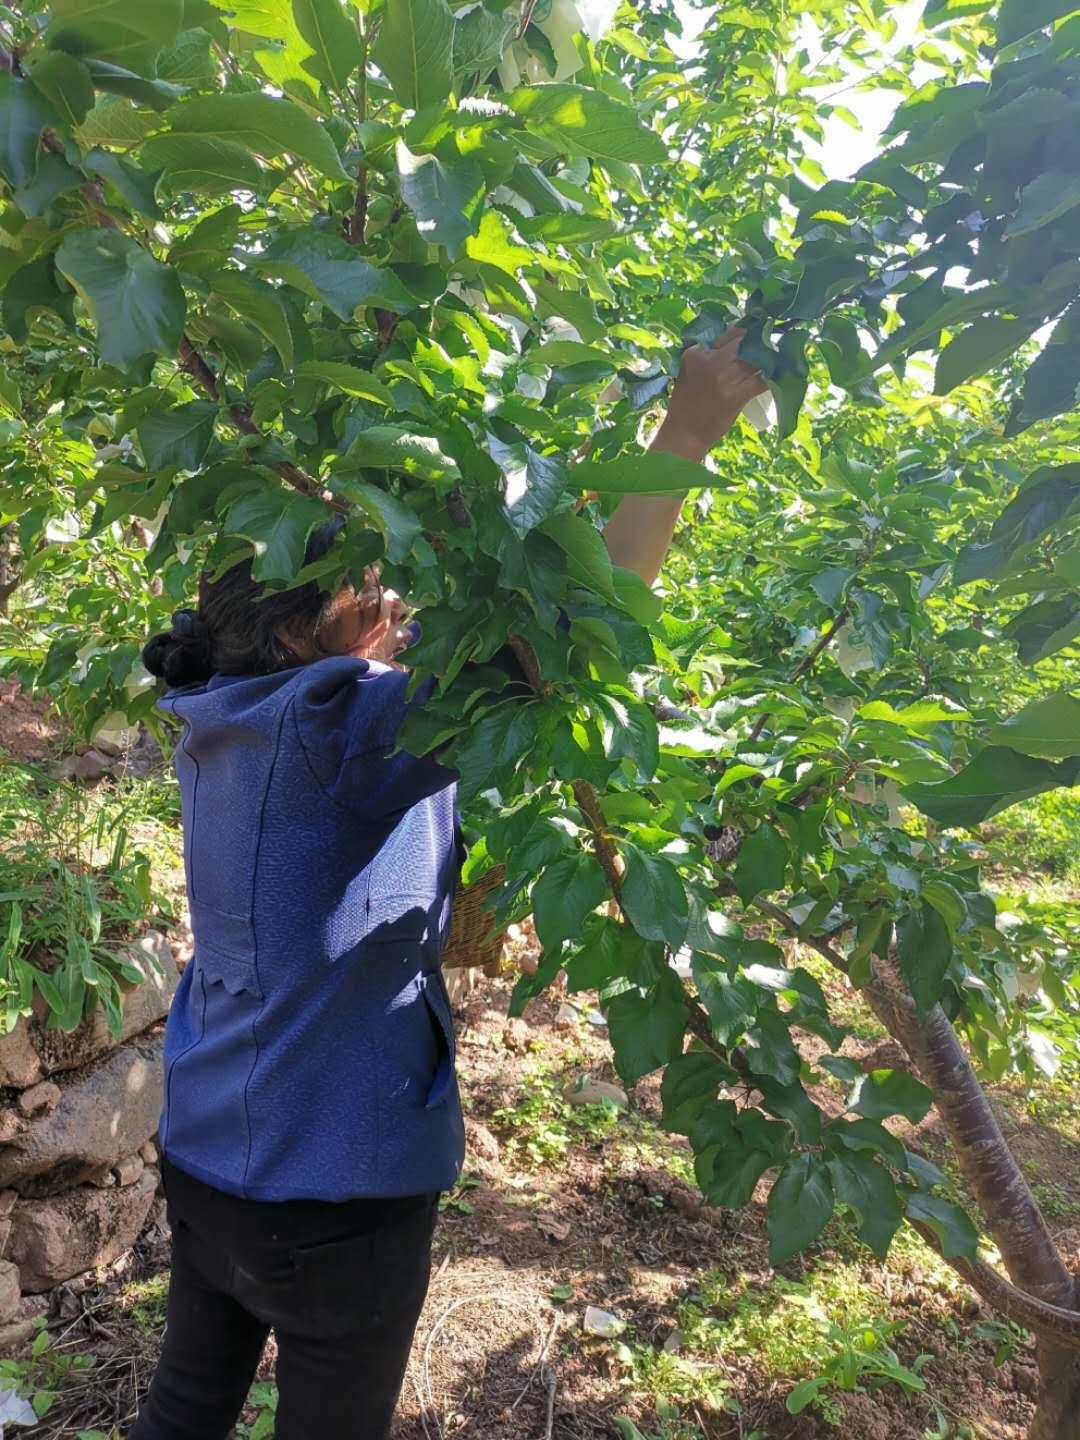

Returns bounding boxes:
[196,942,263,1000]
[420,972,456,1111]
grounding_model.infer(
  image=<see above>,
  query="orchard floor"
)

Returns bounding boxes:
[20,955,1080,1440]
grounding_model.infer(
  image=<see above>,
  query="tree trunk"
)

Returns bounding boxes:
[1031,1342,1080,1440]
[858,951,1080,1440]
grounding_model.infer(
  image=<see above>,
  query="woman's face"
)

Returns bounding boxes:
[322,580,412,664]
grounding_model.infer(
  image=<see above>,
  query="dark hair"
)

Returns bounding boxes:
[142,517,363,687]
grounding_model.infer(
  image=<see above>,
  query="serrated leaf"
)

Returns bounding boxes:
[934,315,1042,395]
[294,360,393,405]
[161,92,348,181]
[293,0,363,92]
[0,73,62,189]
[606,978,688,1086]
[142,133,263,194]
[620,845,688,948]
[396,141,484,257]
[857,698,968,733]
[851,1068,934,1124]
[767,1153,834,1264]
[488,433,567,538]
[136,400,218,471]
[211,272,293,365]
[55,228,186,372]
[904,748,1080,828]
[575,453,713,495]
[332,475,420,562]
[1006,169,1080,239]
[258,228,415,319]
[51,0,183,45]
[507,83,666,167]
[905,1190,979,1260]
[988,691,1080,760]
[29,52,95,127]
[373,0,455,110]
[532,851,609,950]
[827,1153,902,1260]
[897,902,952,1018]
[223,485,329,581]
[732,823,788,906]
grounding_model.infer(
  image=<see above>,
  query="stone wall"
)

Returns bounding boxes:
[0,932,177,1348]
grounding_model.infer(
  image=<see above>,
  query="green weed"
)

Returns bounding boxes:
[118,1273,169,1333]
[0,1319,94,1423]
[493,1059,622,1168]
[232,1381,278,1439]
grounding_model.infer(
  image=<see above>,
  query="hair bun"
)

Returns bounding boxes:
[142,609,214,687]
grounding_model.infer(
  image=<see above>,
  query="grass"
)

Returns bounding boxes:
[493,1054,623,1168]
[117,1274,169,1334]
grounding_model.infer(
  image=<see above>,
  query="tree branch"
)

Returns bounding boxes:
[747,600,851,744]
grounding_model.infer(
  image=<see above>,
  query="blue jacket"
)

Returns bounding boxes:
[157,655,464,1202]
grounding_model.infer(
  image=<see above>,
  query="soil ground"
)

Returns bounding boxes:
[18,955,1080,1440]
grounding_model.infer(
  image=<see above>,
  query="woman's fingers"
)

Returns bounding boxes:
[712,325,746,352]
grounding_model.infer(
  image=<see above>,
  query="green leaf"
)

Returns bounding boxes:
[454,701,537,802]
[331,475,420,562]
[897,903,952,1018]
[80,59,184,112]
[293,360,393,405]
[2,256,76,343]
[293,0,363,92]
[858,699,968,733]
[540,510,615,599]
[507,84,667,167]
[223,485,329,581]
[826,1153,902,1261]
[157,27,217,87]
[593,688,659,780]
[532,851,609,950]
[732,823,788,907]
[997,0,1078,48]
[488,434,567,539]
[576,453,712,495]
[142,133,263,194]
[660,1052,733,1134]
[1006,169,1080,239]
[1008,303,1080,433]
[1005,597,1080,664]
[606,978,689,1086]
[905,1191,978,1261]
[851,1068,934,1125]
[767,1153,834,1264]
[136,400,218,471]
[339,425,459,480]
[396,141,484,257]
[161,92,348,181]
[85,146,162,217]
[0,73,62,188]
[258,229,415,320]
[451,5,514,78]
[699,1143,776,1208]
[934,316,1043,395]
[51,0,183,45]
[620,846,689,948]
[55,228,186,372]
[904,748,1080,828]
[372,0,455,111]
[786,1378,827,1416]
[212,272,294,366]
[12,149,82,216]
[810,566,853,608]
[29,52,95,127]
[956,465,1080,581]
[988,691,1080,760]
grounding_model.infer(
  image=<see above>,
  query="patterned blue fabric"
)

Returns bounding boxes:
[157,655,464,1201]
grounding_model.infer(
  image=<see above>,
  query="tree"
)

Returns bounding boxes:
[0,0,1078,1433]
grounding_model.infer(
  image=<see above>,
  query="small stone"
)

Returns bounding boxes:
[564,1076,628,1110]
[84,1164,117,1189]
[663,1328,683,1354]
[501,1018,530,1054]
[17,1082,61,1119]
[0,1261,19,1322]
[90,735,122,759]
[113,1154,145,1188]
[0,1191,17,1218]
[0,1296,48,1355]
[555,1003,581,1028]
[0,1113,20,1145]
[1012,1364,1038,1397]
[0,1220,11,1256]
[73,749,111,783]
[139,1140,159,1166]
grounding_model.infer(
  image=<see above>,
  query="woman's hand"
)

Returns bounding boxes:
[652,326,768,463]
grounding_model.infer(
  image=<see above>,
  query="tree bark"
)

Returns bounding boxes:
[1031,1344,1080,1440]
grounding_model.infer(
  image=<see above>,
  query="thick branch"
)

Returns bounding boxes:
[909,1221,1080,1352]
[864,952,1075,1313]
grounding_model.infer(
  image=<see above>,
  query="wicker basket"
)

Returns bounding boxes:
[441,864,508,970]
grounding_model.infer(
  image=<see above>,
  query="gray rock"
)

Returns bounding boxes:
[0,932,176,1089]
[8,1171,157,1293]
[0,1037,164,1193]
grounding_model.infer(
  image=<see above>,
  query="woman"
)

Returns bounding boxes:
[130,329,765,1440]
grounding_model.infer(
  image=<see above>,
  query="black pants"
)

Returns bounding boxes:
[129,1161,439,1440]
